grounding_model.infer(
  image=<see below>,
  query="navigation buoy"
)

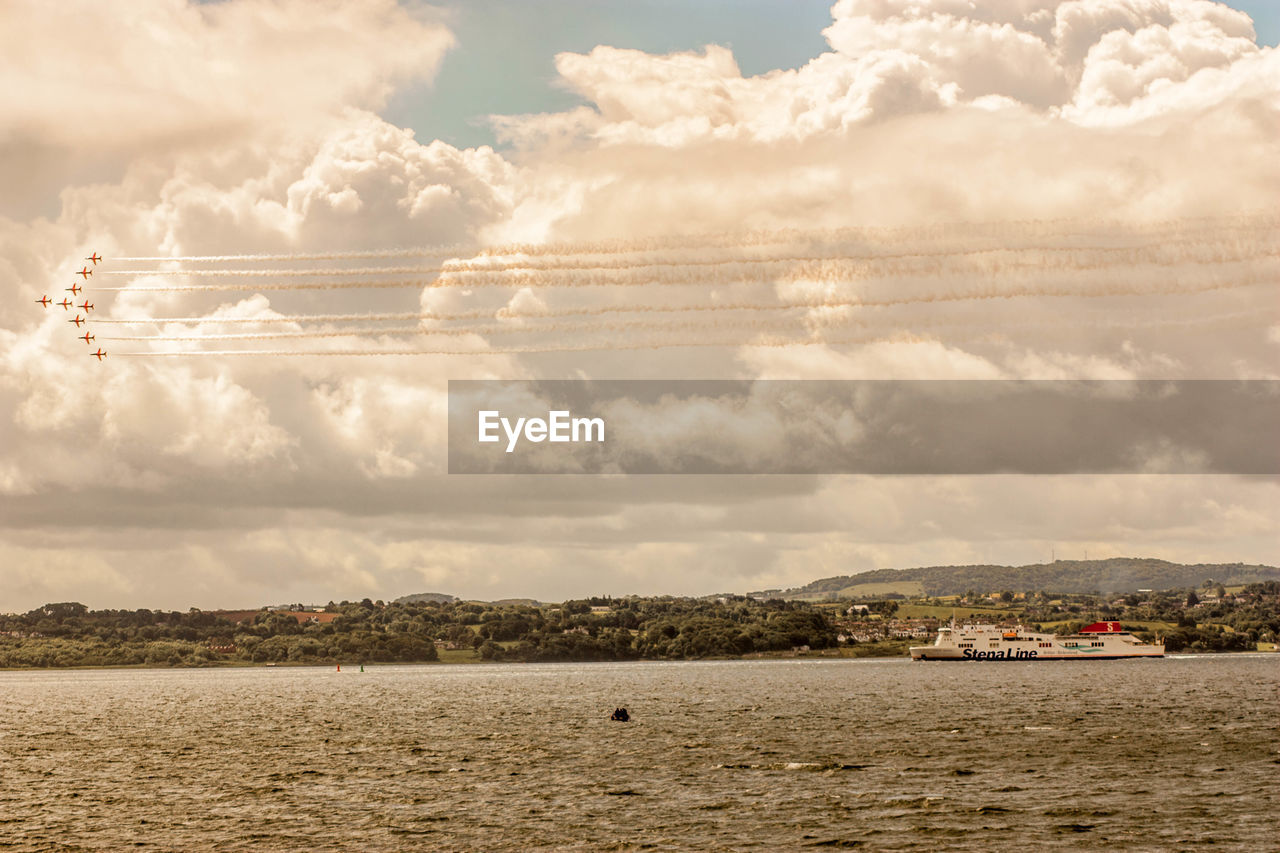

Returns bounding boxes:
[336,663,341,672]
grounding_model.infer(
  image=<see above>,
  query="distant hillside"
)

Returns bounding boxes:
[392,593,543,607]
[758,558,1280,599]
[393,592,457,604]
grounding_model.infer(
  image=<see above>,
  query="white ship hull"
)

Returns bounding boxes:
[910,621,1163,661]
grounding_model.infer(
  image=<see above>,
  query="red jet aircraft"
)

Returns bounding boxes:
[58,298,73,310]
[76,267,92,279]
[80,332,95,345]
[36,295,51,307]
[69,315,84,327]
[85,253,102,265]
[78,300,94,312]
[92,348,107,361]
[66,283,81,295]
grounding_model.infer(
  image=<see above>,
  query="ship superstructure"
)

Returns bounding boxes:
[909,620,1164,661]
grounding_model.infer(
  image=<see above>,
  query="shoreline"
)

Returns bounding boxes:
[2,647,1274,673]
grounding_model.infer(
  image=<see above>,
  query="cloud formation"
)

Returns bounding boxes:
[0,0,454,218]
[492,0,1277,241]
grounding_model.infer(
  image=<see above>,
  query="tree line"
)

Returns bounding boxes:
[0,596,837,668]
[2,583,1273,668]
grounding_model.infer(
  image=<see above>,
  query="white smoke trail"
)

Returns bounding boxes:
[87,249,1280,293]
[94,279,437,292]
[87,214,1277,361]
[101,239,1277,279]
[100,305,1266,347]
[110,333,938,357]
[93,312,433,324]
[430,250,1276,291]
[112,248,466,263]
[101,316,870,342]
[90,275,1277,327]
[108,211,1275,263]
[106,308,1268,358]
[100,266,453,277]
[483,213,1274,259]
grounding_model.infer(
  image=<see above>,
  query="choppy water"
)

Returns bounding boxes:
[1,657,1277,851]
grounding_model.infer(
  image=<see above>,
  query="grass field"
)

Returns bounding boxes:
[835,582,925,598]
[894,603,1020,620]
[786,582,924,601]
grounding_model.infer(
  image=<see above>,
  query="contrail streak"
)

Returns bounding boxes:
[107,211,1275,263]
[101,266,454,277]
[95,279,436,292]
[87,249,1280,292]
[107,307,1267,358]
[102,317,870,342]
[89,276,1277,326]
[427,251,1277,290]
[465,214,1275,258]
[94,312,437,324]
[100,306,1265,346]
[100,240,1277,280]
[112,248,467,263]
[112,333,948,357]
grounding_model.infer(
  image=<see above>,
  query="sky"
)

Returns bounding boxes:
[388,0,1280,149]
[0,0,1277,612]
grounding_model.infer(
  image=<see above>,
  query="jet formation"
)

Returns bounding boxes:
[36,253,103,360]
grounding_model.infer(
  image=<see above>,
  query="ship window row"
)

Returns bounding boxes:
[1091,641,1104,647]
[958,643,973,648]
[1039,642,1052,648]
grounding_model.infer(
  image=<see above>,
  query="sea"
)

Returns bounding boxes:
[1,656,1276,851]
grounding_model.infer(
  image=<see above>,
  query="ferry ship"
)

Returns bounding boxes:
[909,620,1164,661]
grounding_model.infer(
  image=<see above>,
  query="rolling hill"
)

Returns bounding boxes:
[755,558,1280,599]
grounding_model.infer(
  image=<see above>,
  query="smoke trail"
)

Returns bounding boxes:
[101,266,453,277]
[472,213,1271,258]
[112,248,466,263]
[87,249,1280,293]
[90,275,1277,326]
[108,211,1276,263]
[111,333,937,358]
[456,234,1277,273]
[94,312,434,324]
[101,316,869,342]
[95,279,439,292]
[107,308,1267,358]
[429,250,1277,291]
[99,305,1266,346]
[102,239,1277,279]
